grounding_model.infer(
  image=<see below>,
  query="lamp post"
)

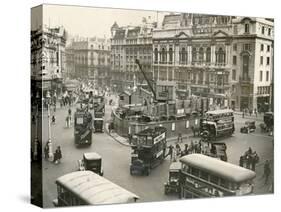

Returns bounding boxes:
[46,91,54,161]
[33,92,40,161]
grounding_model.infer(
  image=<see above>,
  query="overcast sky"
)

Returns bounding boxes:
[31,4,168,39]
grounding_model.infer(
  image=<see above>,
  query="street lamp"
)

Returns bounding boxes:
[33,92,40,161]
[46,91,54,161]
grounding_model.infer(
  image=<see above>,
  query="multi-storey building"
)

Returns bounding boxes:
[67,37,111,88]
[231,17,274,112]
[31,25,66,96]
[153,14,233,108]
[110,20,156,92]
[152,13,274,111]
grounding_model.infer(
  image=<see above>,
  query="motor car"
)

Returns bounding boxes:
[78,152,103,176]
[164,162,181,195]
[240,121,256,134]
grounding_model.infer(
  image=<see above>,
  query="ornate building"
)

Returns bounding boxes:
[110,20,157,92]
[67,37,111,88]
[152,14,274,111]
[31,25,66,96]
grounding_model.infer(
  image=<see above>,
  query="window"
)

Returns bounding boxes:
[233,56,237,65]
[210,175,219,184]
[260,71,263,81]
[161,48,167,63]
[243,44,251,51]
[266,71,269,81]
[192,47,197,62]
[262,26,265,34]
[216,47,225,64]
[200,171,209,181]
[260,56,263,65]
[268,28,271,36]
[206,47,211,63]
[267,57,270,65]
[154,48,158,63]
[267,45,270,52]
[233,44,237,51]
[245,23,249,33]
[199,47,204,62]
[232,69,236,80]
[191,167,199,177]
[242,55,249,80]
[168,48,173,63]
[261,44,264,51]
[180,47,187,64]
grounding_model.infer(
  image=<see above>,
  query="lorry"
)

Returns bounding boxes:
[74,108,93,146]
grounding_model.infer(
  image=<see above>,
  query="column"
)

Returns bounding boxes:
[188,46,192,64]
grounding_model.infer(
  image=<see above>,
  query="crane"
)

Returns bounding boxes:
[135,59,157,101]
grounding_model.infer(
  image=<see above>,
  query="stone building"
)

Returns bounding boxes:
[31,25,66,96]
[152,13,274,111]
[66,37,111,88]
[110,19,157,92]
[230,17,274,112]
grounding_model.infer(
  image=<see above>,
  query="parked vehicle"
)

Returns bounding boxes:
[78,152,103,176]
[164,162,181,195]
[240,121,256,134]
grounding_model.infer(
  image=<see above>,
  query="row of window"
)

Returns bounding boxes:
[260,44,271,52]
[154,47,225,64]
[260,56,271,65]
[259,70,270,82]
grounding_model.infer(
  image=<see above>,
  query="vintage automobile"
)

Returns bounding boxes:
[78,152,103,176]
[240,121,256,134]
[164,162,181,195]
[205,142,228,162]
[130,159,150,176]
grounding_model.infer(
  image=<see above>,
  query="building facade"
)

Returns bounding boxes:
[152,14,274,111]
[31,25,66,96]
[110,20,156,92]
[230,17,274,112]
[67,37,111,88]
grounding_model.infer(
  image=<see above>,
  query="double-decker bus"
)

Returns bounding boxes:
[179,154,256,199]
[74,108,93,146]
[53,171,139,207]
[200,109,235,140]
[130,126,167,176]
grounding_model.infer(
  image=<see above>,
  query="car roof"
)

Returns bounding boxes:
[169,162,181,171]
[84,152,102,160]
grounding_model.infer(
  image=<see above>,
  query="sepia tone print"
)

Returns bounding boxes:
[31,4,274,208]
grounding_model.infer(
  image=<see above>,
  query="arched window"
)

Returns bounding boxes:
[161,48,167,63]
[216,47,225,64]
[154,48,158,63]
[168,48,173,63]
[199,47,204,62]
[206,47,211,63]
[192,47,197,62]
[180,47,187,64]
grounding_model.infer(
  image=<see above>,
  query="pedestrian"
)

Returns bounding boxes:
[239,156,244,167]
[168,145,174,161]
[246,154,251,169]
[68,108,72,121]
[264,160,271,185]
[249,109,252,116]
[247,147,253,155]
[44,141,49,159]
[65,116,70,128]
[53,146,62,164]
[242,110,245,118]
[52,115,56,124]
[177,133,183,143]
[251,151,259,171]
[254,108,258,117]
[184,144,189,155]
